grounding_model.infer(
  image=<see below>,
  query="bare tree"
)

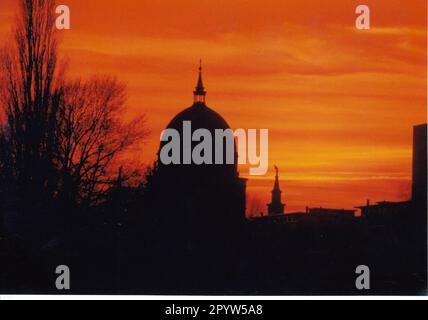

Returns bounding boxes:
[0,0,146,213]
[57,77,146,208]
[0,0,62,204]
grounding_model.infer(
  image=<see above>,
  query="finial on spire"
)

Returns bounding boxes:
[273,165,280,192]
[194,59,206,104]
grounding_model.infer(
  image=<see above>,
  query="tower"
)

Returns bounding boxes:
[412,124,427,207]
[267,166,285,215]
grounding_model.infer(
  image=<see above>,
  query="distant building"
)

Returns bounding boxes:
[249,212,306,225]
[250,206,356,225]
[412,124,427,206]
[356,200,412,220]
[284,212,307,223]
[267,166,285,215]
[307,207,355,219]
[357,123,427,220]
[257,166,358,223]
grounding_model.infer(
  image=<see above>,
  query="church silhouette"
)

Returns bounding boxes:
[141,63,248,291]
[139,63,426,294]
[146,62,246,228]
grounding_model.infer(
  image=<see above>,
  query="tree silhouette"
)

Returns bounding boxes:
[0,0,146,226]
[0,0,62,206]
[57,77,146,209]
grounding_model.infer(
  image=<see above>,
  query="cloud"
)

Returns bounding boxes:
[0,0,425,212]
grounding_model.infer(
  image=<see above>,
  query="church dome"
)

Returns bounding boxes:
[158,61,238,169]
[158,61,238,167]
[166,102,231,133]
[148,62,247,227]
[164,60,230,133]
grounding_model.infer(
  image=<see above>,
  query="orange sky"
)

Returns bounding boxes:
[0,0,426,214]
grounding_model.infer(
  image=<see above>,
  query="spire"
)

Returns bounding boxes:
[267,165,285,215]
[194,59,206,104]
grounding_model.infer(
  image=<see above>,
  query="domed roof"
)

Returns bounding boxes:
[150,63,246,223]
[157,62,238,170]
[166,102,231,132]
[166,61,231,132]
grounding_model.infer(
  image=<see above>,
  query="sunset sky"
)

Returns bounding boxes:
[0,0,426,214]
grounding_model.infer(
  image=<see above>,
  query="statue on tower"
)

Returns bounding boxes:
[267,165,285,215]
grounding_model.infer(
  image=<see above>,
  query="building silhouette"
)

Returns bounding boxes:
[146,62,247,229]
[412,123,427,206]
[357,123,427,220]
[257,166,355,224]
[307,207,355,219]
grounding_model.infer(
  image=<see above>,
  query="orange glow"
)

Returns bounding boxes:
[0,0,426,213]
